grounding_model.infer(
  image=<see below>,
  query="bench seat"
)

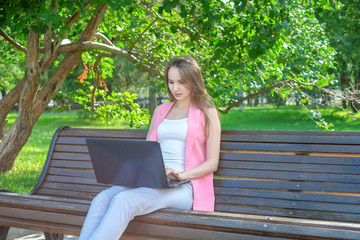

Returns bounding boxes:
[1,192,360,239]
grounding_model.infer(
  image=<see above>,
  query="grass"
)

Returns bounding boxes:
[0,106,359,194]
[220,106,360,131]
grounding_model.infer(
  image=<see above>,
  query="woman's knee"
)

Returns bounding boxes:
[110,193,136,219]
[91,191,111,207]
[111,193,133,208]
[91,186,129,206]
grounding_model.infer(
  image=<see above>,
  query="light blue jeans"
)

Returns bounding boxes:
[79,183,193,240]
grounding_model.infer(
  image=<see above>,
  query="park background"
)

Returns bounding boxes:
[0,0,359,194]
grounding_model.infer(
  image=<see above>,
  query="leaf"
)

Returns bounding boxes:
[282,21,290,30]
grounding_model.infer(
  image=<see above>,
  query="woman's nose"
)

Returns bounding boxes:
[173,83,179,90]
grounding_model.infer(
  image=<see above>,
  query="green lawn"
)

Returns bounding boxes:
[1,106,359,194]
[220,106,360,131]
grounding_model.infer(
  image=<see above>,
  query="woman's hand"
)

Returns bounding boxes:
[165,166,188,181]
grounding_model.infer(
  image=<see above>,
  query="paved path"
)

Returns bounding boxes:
[7,228,78,240]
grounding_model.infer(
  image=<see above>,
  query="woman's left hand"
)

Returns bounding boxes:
[165,166,188,181]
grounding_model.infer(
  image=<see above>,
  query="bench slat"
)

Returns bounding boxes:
[221,130,360,144]
[221,142,360,154]
[220,152,360,165]
[59,128,147,138]
[41,182,106,193]
[214,179,360,193]
[46,175,103,185]
[215,195,360,214]
[216,169,360,183]
[138,210,360,240]
[0,195,89,214]
[54,144,88,153]
[215,204,360,223]
[57,137,87,145]
[126,221,290,240]
[215,188,360,204]
[52,152,91,161]
[0,217,81,236]
[0,207,84,226]
[48,167,95,178]
[51,159,93,168]
[219,160,360,174]
[36,188,97,200]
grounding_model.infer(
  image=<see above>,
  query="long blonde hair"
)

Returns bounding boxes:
[164,56,217,131]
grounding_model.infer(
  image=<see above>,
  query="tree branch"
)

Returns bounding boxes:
[58,41,161,76]
[218,80,293,114]
[141,0,209,42]
[218,80,360,114]
[95,32,115,47]
[128,16,158,52]
[64,2,92,33]
[0,29,27,53]
[33,3,109,119]
[43,1,59,70]
[17,29,41,129]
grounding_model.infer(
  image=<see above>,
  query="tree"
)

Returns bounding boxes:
[318,0,360,111]
[0,0,358,173]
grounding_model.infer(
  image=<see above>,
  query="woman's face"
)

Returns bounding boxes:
[168,66,191,102]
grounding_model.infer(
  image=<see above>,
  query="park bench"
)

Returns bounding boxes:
[0,125,360,240]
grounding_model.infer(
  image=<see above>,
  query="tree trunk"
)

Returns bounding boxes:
[340,72,349,109]
[0,3,109,173]
[0,29,41,172]
[350,69,360,112]
[148,77,157,118]
[254,96,259,107]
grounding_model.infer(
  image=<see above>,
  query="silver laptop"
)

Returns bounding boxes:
[86,138,190,188]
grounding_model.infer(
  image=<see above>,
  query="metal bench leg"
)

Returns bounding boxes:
[44,232,64,240]
[0,226,9,240]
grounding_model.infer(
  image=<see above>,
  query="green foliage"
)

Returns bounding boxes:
[91,0,339,111]
[318,0,360,92]
[54,79,148,128]
[0,58,25,92]
[0,0,349,126]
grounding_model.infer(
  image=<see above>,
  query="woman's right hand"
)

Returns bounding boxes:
[165,166,188,181]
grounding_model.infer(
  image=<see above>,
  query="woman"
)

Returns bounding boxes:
[79,56,221,240]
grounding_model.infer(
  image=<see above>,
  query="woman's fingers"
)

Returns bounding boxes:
[165,166,182,180]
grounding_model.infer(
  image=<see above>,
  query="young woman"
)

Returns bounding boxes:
[79,56,221,240]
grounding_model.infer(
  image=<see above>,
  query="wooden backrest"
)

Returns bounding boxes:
[32,126,360,223]
[32,126,147,200]
[216,130,360,223]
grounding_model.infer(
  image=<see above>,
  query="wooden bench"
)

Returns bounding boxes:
[0,125,360,240]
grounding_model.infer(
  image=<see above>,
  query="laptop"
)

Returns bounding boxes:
[86,138,190,189]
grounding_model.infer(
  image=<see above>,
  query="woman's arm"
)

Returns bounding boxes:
[167,107,221,181]
[146,106,160,140]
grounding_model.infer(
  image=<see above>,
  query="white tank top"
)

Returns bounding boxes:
[157,118,188,172]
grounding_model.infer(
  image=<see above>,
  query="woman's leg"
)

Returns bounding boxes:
[89,183,193,240]
[79,185,130,240]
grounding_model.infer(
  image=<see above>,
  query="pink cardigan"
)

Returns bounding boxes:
[148,101,215,211]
